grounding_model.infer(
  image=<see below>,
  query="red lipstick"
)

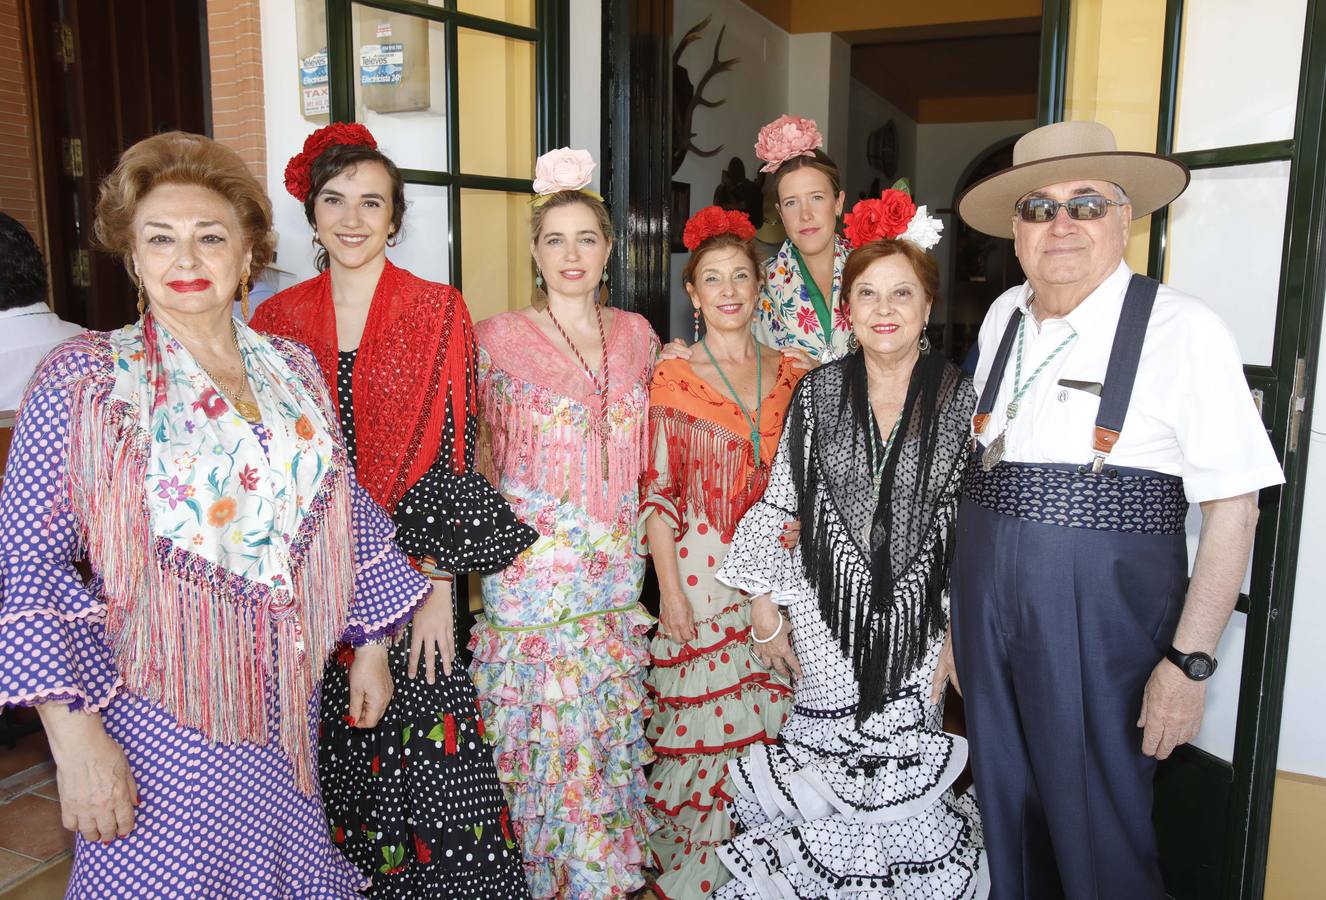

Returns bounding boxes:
[167,279,212,293]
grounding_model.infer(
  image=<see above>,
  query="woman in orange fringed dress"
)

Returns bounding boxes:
[641,207,800,899]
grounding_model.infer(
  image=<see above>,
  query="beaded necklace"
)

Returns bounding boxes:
[700,337,765,480]
[545,302,611,477]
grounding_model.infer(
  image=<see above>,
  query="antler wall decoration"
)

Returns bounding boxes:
[672,15,739,176]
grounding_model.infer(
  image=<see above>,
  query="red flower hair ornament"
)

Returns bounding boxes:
[284,122,378,202]
[843,179,944,251]
[682,206,757,253]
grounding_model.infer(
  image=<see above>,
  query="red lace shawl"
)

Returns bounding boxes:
[251,261,475,512]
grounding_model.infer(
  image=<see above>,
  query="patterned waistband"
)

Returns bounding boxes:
[963,458,1189,535]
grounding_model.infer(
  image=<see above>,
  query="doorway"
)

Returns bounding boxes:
[23,0,210,331]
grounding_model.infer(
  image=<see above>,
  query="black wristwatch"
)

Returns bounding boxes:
[1167,646,1218,681]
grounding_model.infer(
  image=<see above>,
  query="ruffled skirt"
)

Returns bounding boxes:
[470,604,656,899]
[715,691,988,899]
[646,598,792,899]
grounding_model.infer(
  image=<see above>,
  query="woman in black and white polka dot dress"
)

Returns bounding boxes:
[252,125,536,898]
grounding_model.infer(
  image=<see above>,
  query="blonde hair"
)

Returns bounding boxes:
[94,131,275,278]
[529,190,613,309]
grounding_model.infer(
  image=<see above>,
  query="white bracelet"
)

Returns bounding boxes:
[751,614,785,644]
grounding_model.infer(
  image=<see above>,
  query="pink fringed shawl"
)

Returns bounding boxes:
[476,309,659,523]
[53,324,353,795]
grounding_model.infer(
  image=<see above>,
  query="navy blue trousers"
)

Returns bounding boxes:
[950,497,1187,900]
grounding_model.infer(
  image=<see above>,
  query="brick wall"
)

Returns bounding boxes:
[0,0,42,249]
[207,0,266,179]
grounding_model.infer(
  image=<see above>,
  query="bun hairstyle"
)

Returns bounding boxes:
[753,114,843,201]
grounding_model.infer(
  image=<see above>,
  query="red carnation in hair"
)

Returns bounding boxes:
[284,122,379,202]
[844,188,917,249]
[682,206,757,252]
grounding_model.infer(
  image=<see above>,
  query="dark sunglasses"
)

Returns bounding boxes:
[1015,194,1126,223]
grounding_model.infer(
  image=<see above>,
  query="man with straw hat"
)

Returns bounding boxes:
[947,120,1283,897]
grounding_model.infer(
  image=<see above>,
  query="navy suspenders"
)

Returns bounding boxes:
[972,274,1162,471]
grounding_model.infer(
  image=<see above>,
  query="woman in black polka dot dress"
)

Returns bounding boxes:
[252,124,536,898]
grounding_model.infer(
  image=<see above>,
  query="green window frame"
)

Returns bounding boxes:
[322,0,569,291]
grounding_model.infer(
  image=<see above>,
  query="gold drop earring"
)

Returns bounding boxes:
[239,271,251,321]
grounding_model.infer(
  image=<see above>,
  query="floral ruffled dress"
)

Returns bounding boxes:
[472,310,661,899]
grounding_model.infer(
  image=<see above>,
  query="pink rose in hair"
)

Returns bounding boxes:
[532,147,596,194]
[754,114,823,173]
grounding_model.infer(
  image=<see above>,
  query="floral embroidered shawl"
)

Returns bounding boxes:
[753,235,852,363]
[58,316,353,794]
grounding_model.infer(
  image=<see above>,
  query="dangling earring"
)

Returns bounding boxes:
[136,276,146,317]
[919,332,931,353]
[692,307,701,343]
[601,269,609,284]
[535,271,544,289]
[847,331,860,352]
[239,271,251,321]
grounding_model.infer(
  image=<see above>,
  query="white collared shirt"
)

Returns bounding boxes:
[0,302,85,411]
[972,261,1284,503]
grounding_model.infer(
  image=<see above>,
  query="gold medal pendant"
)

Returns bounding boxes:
[981,431,1006,471]
[234,397,262,423]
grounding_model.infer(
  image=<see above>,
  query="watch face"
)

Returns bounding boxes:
[1187,657,1214,680]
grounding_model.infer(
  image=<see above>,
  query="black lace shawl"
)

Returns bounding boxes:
[787,351,974,720]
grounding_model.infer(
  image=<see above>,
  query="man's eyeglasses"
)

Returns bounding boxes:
[1015,194,1126,223]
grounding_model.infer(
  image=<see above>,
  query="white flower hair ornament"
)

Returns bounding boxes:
[531,147,604,207]
[842,179,944,251]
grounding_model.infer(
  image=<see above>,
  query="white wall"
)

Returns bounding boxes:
[258,0,603,288]
[843,78,918,203]
[669,0,792,338]
[786,33,851,160]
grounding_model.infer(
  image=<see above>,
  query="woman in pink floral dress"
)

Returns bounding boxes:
[470,150,660,899]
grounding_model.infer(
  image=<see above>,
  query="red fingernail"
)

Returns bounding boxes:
[348,716,358,727]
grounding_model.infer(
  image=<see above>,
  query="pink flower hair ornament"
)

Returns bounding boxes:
[754,114,824,174]
[843,179,945,252]
[531,147,604,207]
[682,206,756,252]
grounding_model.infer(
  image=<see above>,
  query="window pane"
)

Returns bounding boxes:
[1065,0,1167,272]
[391,183,451,284]
[352,5,449,171]
[294,0,330,123]
[457,29,536,178]
[1165,160,1290,367]
[1173,0,1307,152]
[458,0,536,28]
[460,189,532,320]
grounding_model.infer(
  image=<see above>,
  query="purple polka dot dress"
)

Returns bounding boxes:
[0,335,429,898]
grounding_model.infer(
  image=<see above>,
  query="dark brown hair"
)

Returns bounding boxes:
[681,232,763,288]
[303,143,407,272]
[94,131,275,277]
[769,149,843,201]
[841,238,940,305]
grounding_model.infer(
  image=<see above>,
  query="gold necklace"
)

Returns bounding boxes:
[198,323,262,423]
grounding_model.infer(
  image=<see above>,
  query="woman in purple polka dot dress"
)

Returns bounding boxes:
[0,133,432,897]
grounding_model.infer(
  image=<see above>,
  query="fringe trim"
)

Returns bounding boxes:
[481,376,648,524]
[649,408,768,543]
[64,374,354,795]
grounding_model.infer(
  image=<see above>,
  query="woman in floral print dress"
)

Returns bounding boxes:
[471,151,659,899]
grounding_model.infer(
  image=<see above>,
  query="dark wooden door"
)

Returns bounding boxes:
[25,0,208,331]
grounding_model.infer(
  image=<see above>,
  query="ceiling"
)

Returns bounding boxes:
[851,31,1040,123]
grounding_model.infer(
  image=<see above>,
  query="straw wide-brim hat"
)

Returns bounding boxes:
[956,121,1190,239]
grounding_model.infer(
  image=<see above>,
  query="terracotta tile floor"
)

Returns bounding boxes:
[0,728,72,898]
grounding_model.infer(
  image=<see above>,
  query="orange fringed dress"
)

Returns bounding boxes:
[640,355,801,899]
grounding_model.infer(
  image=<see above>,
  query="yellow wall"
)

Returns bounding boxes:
[1064,0,1166,272]
[1266,772,1326,899]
